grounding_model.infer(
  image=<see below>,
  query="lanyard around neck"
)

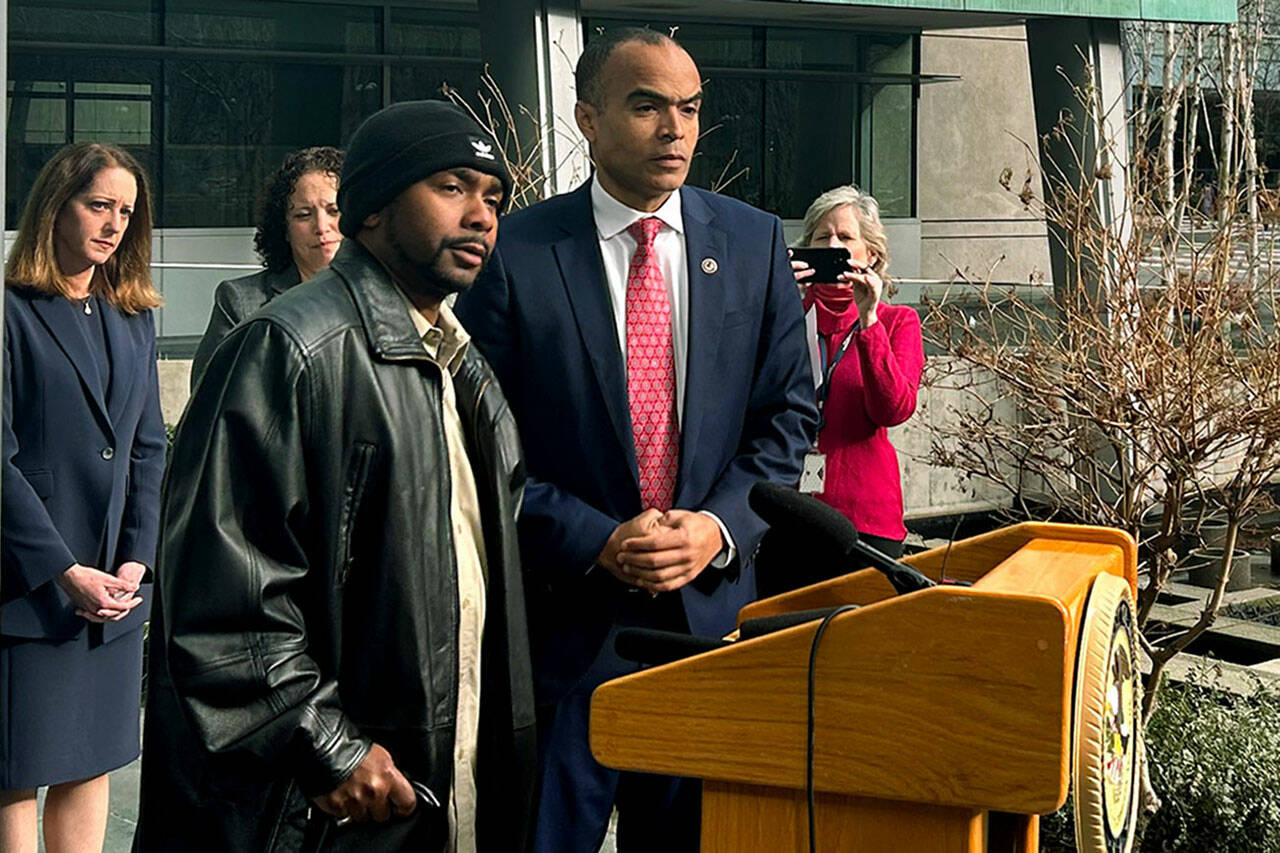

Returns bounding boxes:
[816,329,856,434]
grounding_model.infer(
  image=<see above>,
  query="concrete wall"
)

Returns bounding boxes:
[157,359,192,427]
[917,25,1052,285]
[883,25,1046,520]
[896,357,1019,521]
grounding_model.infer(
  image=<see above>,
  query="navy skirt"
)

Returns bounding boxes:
[0,625,144,789]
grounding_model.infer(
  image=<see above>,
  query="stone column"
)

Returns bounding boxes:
[1025,17,1131,305]
[1025,17,1132,502]
[476,0,590,197]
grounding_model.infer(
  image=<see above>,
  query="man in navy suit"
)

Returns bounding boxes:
[455,27,817,852]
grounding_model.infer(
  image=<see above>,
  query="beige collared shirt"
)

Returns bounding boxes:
[404,295,486,853]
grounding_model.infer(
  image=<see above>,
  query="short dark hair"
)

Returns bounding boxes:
[254,146,344,272]
[576,26,677,107]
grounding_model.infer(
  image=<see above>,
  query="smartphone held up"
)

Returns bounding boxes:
[791,247,859,284]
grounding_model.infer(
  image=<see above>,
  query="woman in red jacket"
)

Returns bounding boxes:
[791,185,924,558]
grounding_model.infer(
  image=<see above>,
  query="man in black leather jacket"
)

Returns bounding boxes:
[134,102,536,852]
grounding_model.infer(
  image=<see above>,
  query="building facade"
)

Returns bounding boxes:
[4,0,1235,516]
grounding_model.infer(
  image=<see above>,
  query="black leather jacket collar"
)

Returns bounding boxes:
[332,240,446,363]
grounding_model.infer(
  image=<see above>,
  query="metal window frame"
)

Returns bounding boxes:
[7,1,485,229]
[585,16,939,218]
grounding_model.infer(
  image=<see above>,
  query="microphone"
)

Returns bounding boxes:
[749,481,936,595]
[737,606,856,640]
[615,628,730,666]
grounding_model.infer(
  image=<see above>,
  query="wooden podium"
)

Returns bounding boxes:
[589,522,1141,852]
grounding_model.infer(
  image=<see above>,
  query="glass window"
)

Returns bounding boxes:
[390,65,484,105]
[385,10,481,108]
[583,20,917,219]
[164,1,379,54]
[7,53,159,227]
[10,0,158,45]
[76,82,153,96]
[763,79,857,220]
[765,27,858,71]
[9,92,67,144]
[389,9,481,58]
[667,23,762,68]
[8,81,69,94]
[688,78,764,210]
[73,80,153,147]
[7,2,485,229]
[164,60,381,227]
[74,98,151,145]
[861,36,914,218]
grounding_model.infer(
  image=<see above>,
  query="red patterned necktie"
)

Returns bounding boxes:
[626,216,678,510]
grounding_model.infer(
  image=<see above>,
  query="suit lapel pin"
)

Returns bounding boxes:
[701,257,719,275]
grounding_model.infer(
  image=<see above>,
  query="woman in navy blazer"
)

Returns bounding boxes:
[0,143,165,852]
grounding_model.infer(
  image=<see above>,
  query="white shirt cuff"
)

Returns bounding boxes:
[700,511,736,569]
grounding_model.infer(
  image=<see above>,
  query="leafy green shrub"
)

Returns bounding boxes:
[1039,672,1280,852]
[1141,676,1280,852]
[1039,793,1076,852]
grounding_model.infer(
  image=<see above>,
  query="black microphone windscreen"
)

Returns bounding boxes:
[615,628,730,667]
[749,481,860,554]
[749,481,937,596]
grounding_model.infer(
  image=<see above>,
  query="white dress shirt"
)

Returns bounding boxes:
[590,176,736,566]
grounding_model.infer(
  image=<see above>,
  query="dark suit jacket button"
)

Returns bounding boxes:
[101,446,115,461]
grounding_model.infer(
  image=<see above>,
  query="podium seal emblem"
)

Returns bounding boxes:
[1072,573,1141,853]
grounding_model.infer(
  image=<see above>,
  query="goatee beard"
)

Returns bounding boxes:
[388,230,487,302]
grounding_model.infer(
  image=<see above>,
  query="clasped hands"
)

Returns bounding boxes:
[56,561,146,623]
[597,508,724,594]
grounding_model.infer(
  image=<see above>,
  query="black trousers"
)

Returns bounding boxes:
[532,591,701,853]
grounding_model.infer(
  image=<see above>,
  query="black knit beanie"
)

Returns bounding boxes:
[337,100,513,237]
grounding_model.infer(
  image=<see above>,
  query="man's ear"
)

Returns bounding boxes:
[362,209,384,231]
[574,101,598,145]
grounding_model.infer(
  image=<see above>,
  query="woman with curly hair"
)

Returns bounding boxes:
[190,146,343,388]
